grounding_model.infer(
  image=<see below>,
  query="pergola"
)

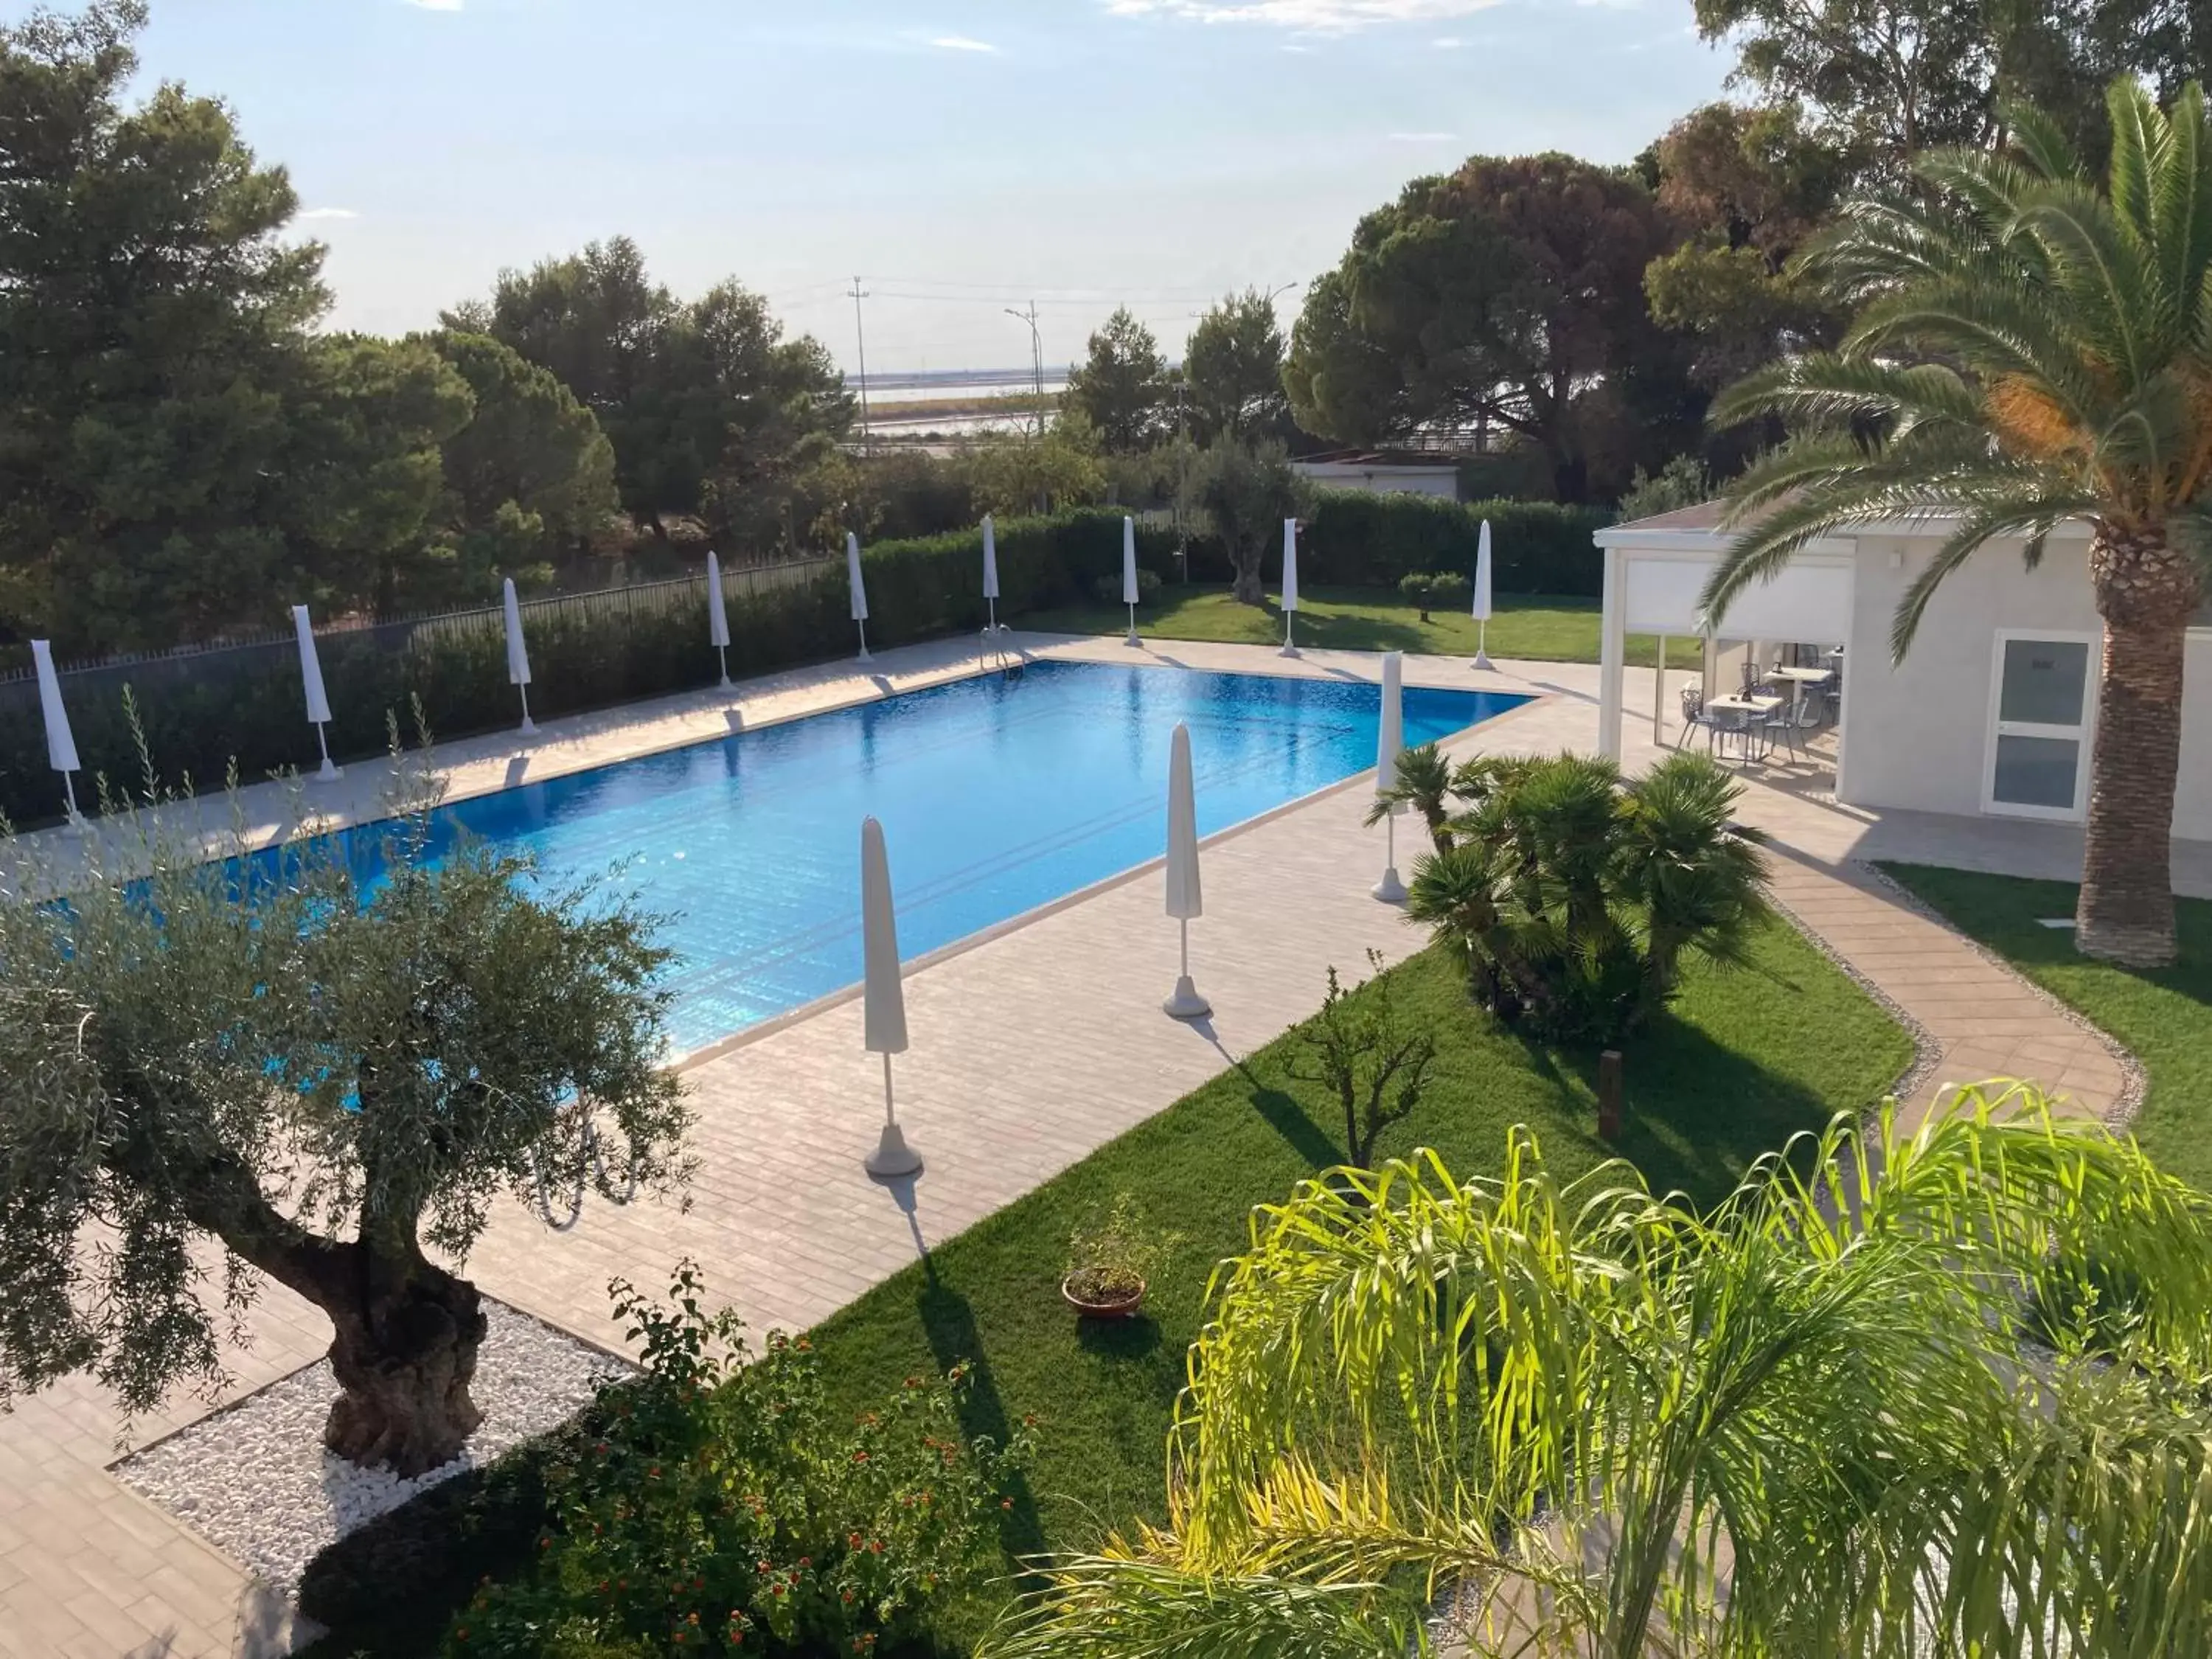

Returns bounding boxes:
[1593,504,1858,769]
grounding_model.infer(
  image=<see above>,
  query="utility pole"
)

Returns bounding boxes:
[849,276,873,457]
[1005,302,1044,441]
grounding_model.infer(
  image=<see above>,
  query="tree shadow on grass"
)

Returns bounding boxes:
[914,1262,1051,1573]
[1596,1015,1845,1210]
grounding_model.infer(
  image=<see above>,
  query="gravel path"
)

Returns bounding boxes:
[114,1299,630,1596]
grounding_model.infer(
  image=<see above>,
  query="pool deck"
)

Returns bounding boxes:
[0,632,2156,1658]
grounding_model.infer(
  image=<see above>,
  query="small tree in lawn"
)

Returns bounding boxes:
[1287,950,1439,1168]
[0,765,689,1475]
[1188,437,1306,605]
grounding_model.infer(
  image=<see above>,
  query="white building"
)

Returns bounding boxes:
[1291,454,1461,500]
[1593,502,2212,841]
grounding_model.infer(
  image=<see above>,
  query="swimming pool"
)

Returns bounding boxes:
[375,661,1527,1053]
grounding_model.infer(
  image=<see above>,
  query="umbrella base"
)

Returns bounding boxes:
[1372,867,1407,903]
[312,762,344,785]
[1471,652,1495,672]
[864,1121,923,1179]
[1163,976,1211,1020]
[518,717,538,736]
[1278,644,1301,658]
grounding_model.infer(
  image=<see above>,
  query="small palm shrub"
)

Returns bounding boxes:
[1389,748,1769,1043]
[445,1264,1030,1657]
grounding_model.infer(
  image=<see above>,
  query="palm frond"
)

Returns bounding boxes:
[1889,492,2101,658]
[2001,96,2088,183]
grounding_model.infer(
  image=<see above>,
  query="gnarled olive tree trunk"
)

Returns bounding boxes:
[181,1151,488,1476]
[2077,526,2198,967]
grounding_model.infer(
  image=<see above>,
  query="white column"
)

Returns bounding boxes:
[1653,633,1667,748]
[1597,544,1627,762]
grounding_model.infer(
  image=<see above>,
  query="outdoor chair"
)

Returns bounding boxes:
[1679,684,1721,751]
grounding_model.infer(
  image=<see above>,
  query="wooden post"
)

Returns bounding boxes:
[1597,1050,1624,1140]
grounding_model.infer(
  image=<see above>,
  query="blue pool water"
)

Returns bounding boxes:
[336,663,1526,1053]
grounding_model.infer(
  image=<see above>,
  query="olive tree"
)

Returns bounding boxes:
[0,780,689,1474]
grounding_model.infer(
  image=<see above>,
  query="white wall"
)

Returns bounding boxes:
[1842,534,2212,839]
[1292,462,1458,500]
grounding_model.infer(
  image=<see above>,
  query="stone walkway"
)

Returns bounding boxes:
[0,634,2163,1656]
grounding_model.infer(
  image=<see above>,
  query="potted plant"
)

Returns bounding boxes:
[1062,1192,1180,1319]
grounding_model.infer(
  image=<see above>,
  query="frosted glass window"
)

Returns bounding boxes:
[1992,734,2081,810]
[1999,639,2089,727]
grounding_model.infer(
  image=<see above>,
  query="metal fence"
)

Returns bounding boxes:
[0,555,835,690]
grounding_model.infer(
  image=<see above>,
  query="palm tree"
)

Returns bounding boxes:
[1402,751,1767,1043]
[1365,742,1456,852]
[1705,78,2212,968]
[990,1088,2212,1659]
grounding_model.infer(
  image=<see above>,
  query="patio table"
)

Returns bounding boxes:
[1703,694,1783,765]
[1766,665,1833,725]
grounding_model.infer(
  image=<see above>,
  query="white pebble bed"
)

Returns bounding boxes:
[115,1299,632,1596]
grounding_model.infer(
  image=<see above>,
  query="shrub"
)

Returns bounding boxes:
[1396,569,1467,623]
[1088,567,1163,606]
[1394,750,1771,1044]
[445,1264,1031,1658]
[1298,493,1613,595]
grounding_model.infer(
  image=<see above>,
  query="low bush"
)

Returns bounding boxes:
[445,1264,1029,1658]
[0,510,1178,827]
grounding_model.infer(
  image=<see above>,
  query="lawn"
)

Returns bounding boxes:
[298,924,1909,1657]
[1879,865,2212,1190]
[804,923,1910,1645]
[1013,582,1670,667]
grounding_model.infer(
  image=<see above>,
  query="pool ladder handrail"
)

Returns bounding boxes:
[981,625,1025,681]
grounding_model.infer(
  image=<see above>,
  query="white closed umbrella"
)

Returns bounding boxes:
[503,577,537,734]
[981,516,1001,638]
[1472,518,1495,671]
[1121,515,1141,647]
[1371,650,1408,902]
[706,550,732,687]
[847,532,872,663]
[1161,722,1211,1019]
[30,640,86,828]
[1279,518,1301,658]
[859,815,922,1177]
[291,604,341,782]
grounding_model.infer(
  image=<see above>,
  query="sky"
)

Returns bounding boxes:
[15,0,1738,373]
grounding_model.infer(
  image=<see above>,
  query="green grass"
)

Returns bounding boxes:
[1012,582,1670,667]
[1879,865,2212,1189]
[804,927,1911,1644]
[299,925,1909,1657]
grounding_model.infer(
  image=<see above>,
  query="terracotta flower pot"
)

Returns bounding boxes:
[1062,1273,1146,1320]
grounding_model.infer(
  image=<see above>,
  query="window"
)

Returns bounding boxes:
[1984,633,2096,820]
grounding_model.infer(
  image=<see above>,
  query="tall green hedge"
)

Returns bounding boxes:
[0,509,1176,827]
[1301,492,1614,595]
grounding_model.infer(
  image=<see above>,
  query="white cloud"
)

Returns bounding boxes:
[929,34,999,52]
[406,0,465,10]
[297,207,361,220]
[1388,131,1460,142]
[1105,0,1505,29]
[1432,34,1462,45]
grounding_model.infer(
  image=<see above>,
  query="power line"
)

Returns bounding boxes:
[848,276,873,456]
